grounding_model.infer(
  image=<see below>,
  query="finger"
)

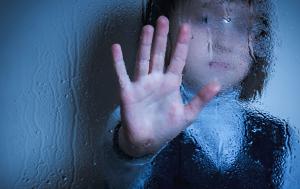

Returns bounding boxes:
[150,16,169,73]
[111,44,131,89]
[183,82,221,125]
[167,24,191,76]
[134,25,154,80]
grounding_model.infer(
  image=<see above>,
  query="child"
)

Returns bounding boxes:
[100,0,300,188]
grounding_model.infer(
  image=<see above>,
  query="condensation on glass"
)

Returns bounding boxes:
[0,0,299,188]
[0,0,143,188]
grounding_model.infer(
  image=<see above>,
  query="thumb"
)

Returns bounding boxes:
[183,81,221,125]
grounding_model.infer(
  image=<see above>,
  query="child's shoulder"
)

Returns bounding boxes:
[243,106,289,144]
[242,106,289,140]
[243,106,288,126]
[242,106,290,164]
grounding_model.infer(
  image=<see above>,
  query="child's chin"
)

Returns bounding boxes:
[183,71,240,93]
[203,75,239,91]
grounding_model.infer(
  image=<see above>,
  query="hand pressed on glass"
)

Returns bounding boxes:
[111,16,220,158]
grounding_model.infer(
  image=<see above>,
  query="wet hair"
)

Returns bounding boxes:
[142,0,275,101]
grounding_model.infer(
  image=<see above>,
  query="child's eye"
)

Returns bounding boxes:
[202,16,208,24]
[193,15,208,25]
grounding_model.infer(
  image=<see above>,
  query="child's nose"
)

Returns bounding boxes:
[212,42,232,54]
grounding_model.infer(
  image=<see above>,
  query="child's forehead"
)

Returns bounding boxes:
[171,0,252,22]
[177,0,250,15]
[187,0,246,6]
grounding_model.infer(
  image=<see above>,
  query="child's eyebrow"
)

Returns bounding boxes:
[185,1,227,17]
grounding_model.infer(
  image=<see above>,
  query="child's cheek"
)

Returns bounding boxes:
[183,24,252,90]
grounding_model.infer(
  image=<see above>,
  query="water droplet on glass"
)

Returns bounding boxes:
[62,175,67,182]
[251,127,262,133]
[222,17,231,23]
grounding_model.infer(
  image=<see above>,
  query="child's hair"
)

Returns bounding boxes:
[142,0,275,101]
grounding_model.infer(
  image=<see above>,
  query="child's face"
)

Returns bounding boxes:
[171,0,253,93]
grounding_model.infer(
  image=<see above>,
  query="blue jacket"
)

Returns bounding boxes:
[145,109,291,189]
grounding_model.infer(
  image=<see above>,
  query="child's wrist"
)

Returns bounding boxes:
[118,124,151,158]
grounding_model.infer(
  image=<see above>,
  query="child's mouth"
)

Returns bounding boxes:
[209,61,231,71]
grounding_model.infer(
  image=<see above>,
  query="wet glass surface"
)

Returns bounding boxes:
[0,0,299,188]
[0,1,142,188]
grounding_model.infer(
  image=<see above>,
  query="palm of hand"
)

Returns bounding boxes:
[121,72,185,146]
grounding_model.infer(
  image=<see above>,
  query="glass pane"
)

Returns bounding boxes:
[1,0,299,188]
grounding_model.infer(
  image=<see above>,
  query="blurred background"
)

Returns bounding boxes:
[0,0,299,188]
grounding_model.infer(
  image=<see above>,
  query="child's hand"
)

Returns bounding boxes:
[111,16,220,157]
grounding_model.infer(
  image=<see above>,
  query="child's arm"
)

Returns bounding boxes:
[99,106,159,189]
